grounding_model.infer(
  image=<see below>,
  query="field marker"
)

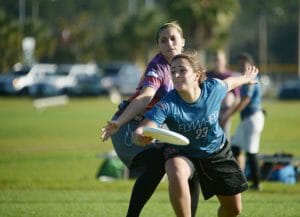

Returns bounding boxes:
[33,95,69,109]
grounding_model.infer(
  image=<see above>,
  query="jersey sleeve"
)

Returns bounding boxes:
[144,99,169,126]
[141,65,164,91]
[212,78,228,100]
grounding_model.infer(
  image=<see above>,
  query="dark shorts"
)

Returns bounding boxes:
[129,147,166,177]
[164,142,248,200]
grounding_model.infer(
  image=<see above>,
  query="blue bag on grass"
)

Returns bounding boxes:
[269,164,296,184]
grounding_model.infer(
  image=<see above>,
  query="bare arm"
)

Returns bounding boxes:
[224,65,259,92]
[219,66,258,126]
[116,86,156,126]
[101,86,156,141]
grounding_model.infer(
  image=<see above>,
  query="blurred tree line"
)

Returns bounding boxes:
[228,0,299,73]
[0,0,298,73]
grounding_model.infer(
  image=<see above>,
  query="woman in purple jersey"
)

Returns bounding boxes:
[134,52,259,217]
[101,22,199,217]
[207,50,240,141]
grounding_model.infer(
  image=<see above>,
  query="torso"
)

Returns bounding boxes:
[240,77,262,119]
[146,78,228,158]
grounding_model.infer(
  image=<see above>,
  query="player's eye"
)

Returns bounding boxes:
[160,38,166,43]
[180,69,187,74]
[171,70,177,75]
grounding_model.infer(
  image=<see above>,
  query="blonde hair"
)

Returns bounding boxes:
[171,52,207,84]
[155,21,184,44]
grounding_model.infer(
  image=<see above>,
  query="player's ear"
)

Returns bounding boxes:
[181,38,185,48]
[194,71,200,82]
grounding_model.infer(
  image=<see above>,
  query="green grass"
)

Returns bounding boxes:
[0,97,300,217]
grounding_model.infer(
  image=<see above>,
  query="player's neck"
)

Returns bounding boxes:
[178,86,201,103]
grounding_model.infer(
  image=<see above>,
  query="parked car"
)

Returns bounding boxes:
[13,63,59,96]
[277,80,300,100]
[66,64,104,96]
[0,65,31,95]
[13,63,103,97]
[99,62,141,96]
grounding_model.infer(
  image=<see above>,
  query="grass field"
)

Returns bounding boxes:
[0,96,300,217]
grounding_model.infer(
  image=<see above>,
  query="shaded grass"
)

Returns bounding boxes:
[1,183,300,217]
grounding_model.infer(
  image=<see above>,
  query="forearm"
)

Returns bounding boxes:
[116,96,152,126]
[225,75,250,92]
[101,93,153,142]
[135,119,158,134]
[225,65,259,92]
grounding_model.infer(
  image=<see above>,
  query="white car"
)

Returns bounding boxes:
[13,63,103,97]
[66,64,103,96]
[99,62,141,96]
[13,64,59,96]
[0,65,31,95]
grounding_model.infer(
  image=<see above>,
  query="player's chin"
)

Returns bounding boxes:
[169,50,180,57]
[174,83,184,91]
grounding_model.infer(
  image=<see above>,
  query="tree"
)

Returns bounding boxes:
[105,0,239,65]
[3,0,296,73]
[103,7,167,64]
[163,0,239,51]
[228,0,298,66]
[0,9,22,72]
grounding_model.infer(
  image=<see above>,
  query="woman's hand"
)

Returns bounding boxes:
[132,128,154,147]
[100,120,121,142]
[244,65,259,84]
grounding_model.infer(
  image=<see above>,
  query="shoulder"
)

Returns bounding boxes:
[157,90,177,105]
[147,53,169,68]
[145,53,170,78]
[203,78,227,94]
[154,90,178,111]
[205,78,225,87]
[161,89,177,102]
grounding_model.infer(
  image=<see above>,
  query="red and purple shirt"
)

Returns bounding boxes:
[128,53,173,110]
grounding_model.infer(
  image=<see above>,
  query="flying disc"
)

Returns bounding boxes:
[143,127,190,145]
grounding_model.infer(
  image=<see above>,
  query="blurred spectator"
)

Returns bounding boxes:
[222,52,265,191]
[207,50,240,140]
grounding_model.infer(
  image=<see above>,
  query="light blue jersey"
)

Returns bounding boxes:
[240,77,262,119]
[145,78,228,158]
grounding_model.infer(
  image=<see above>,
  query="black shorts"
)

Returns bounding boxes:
[129,148,165,178]
[191,142,248,200]
[164,142,248,200]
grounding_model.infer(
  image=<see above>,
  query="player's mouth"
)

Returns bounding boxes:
[168,48,177,53]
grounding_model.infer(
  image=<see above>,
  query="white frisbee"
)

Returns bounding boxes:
[143,127,190,145]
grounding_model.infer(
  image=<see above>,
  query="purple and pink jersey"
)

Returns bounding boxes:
[112,53,174,167]
[128,53,173,110]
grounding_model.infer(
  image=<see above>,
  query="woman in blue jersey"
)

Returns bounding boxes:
[134,52,259,217]
[101,22,199,217]
[222,52,265,191]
